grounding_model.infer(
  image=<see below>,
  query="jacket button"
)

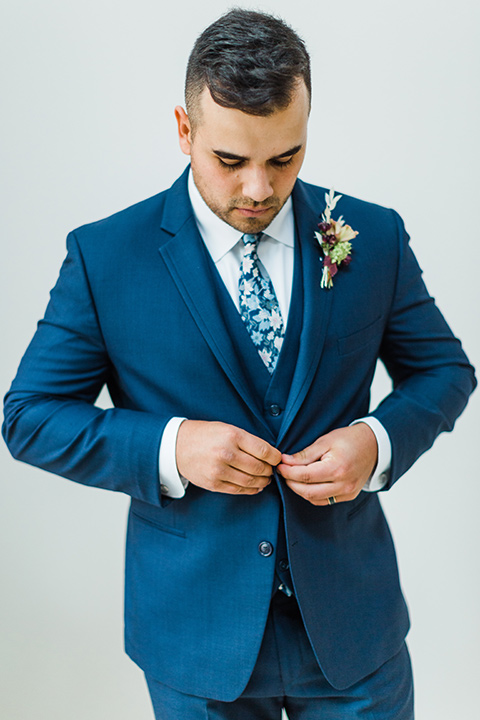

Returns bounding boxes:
[258,541,274,557]
[268,404,282,417]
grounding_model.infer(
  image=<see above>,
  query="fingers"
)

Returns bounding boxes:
[277,425,378,506]
[208,451,273,491]
[280,436,328,467]
[176,420,281,495]
[277,452,336,484]
[282,477,356,506]
[238,429,282,469]
[278,453,353,506]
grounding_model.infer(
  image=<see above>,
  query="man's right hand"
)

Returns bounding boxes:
[176,420,281,495]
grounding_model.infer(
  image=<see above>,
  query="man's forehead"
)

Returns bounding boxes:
[194,84,309,154]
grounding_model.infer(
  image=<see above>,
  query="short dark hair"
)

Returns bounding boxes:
[185,9,311,125]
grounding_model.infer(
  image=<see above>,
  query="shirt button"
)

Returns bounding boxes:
[268,404,282,417]
[258,541,274,557]
[279,559,289,571]
[160,484,170,495]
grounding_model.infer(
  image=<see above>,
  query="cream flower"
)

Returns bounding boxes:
[314,190,359,289]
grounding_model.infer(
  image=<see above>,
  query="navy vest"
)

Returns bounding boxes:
[209,230,306,596]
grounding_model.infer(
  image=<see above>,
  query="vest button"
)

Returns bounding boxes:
[279,559,289,571]
[258,541,274,557]
[268,404,282,417]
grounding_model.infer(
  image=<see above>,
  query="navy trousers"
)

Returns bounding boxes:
[146,592,414,719]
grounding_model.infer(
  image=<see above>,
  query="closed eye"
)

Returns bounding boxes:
[217,156,295,171]
[270,156,294,168]
[217,157,245,170]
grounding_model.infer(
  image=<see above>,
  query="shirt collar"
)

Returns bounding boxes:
[188,169,295,263]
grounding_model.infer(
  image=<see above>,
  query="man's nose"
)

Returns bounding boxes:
[241,167,274,203]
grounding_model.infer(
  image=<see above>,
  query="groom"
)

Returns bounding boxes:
[3,9,475,719]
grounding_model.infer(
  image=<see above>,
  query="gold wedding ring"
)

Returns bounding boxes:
[327,496,337,505]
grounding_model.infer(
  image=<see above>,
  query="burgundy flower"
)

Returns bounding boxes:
[318,221,331,234]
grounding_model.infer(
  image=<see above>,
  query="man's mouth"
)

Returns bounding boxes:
[235,206,272,217]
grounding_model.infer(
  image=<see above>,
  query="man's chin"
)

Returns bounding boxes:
[226,208,278,234]
[230,219,272,234]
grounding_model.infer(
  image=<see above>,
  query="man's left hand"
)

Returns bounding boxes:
[277,423,378,506]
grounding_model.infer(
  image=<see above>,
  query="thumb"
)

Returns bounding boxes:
[281,436,330,466]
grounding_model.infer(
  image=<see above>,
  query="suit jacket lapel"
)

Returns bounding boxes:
[158,169,272,433]
[277,180,333,446]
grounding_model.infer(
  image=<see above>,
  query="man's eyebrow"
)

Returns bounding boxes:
[212,145,303,162]
[272,145,303,160]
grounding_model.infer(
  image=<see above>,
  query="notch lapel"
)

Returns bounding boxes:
[158,170,273,435]
[277,181,333,446]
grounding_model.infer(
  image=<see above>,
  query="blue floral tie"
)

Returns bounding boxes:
[238,233,285,373]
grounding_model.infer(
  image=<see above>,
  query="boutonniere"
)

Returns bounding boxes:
[315,189,359,289]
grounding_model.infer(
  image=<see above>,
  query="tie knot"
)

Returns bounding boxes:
[241,232,263,248]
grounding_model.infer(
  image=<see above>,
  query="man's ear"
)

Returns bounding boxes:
[174,106,192,156]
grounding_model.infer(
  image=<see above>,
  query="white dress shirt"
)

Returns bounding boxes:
[158,171,390,498]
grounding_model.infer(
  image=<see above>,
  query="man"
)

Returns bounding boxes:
[3,9,475,719]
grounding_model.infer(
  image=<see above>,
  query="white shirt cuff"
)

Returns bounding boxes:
[350,417,391,492]
[158,417,189,498]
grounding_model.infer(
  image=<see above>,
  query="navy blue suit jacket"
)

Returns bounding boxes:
[3,168,475,700]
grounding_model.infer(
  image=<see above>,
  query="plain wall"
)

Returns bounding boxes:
[1,1,479,718]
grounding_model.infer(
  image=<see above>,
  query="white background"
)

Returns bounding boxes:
[1,1,479,718]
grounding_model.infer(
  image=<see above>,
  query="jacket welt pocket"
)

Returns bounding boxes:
[131,509,186,538]
[337,316,383,356]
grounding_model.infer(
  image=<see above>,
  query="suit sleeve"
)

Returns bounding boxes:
[370,210,476,487]
[2,232,168,506]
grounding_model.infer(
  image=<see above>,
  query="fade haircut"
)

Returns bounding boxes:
[185,9,311,128]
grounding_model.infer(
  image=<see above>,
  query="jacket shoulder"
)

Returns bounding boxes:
[70,168,191,248]
[72,189,168,241]
[295,178,400,226]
